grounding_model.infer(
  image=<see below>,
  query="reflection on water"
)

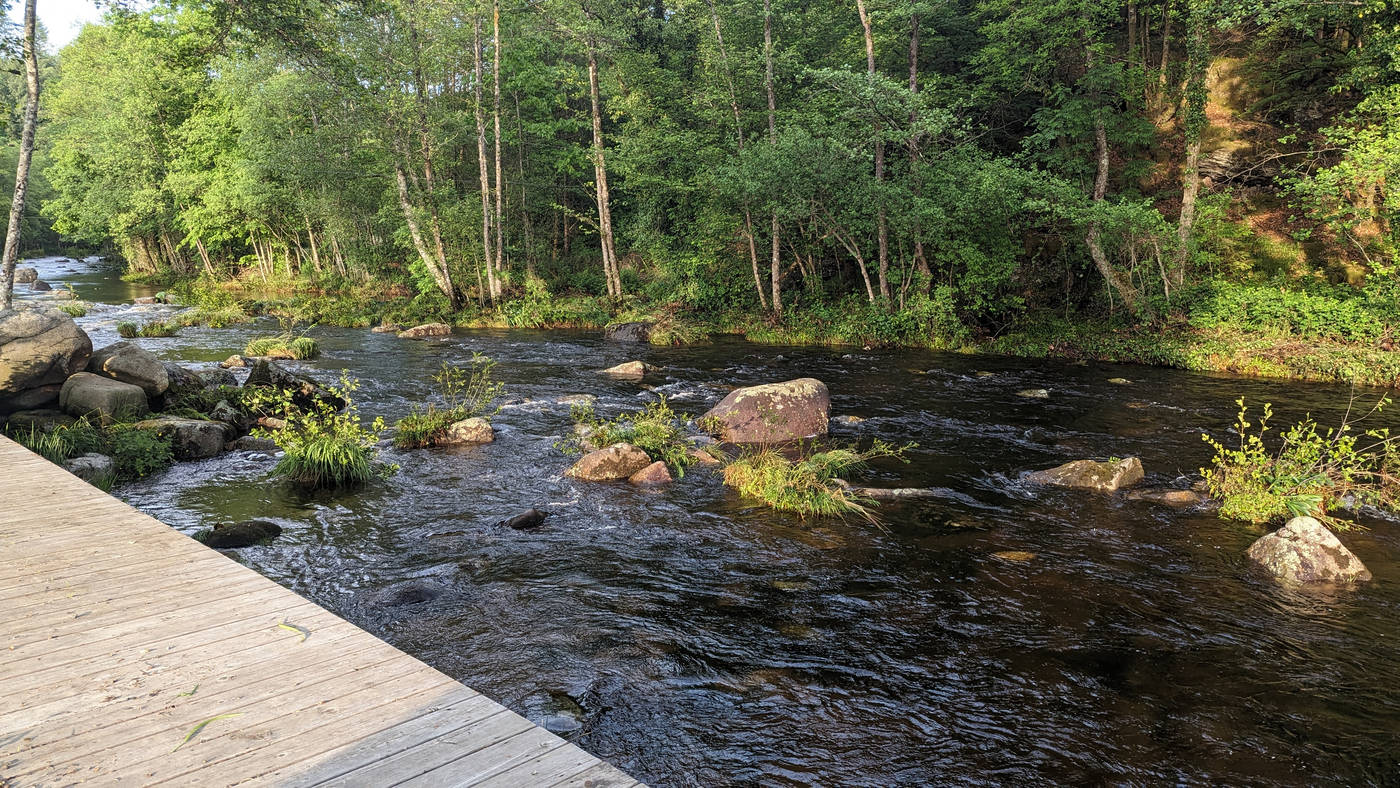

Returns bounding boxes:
[25,256,1400,785]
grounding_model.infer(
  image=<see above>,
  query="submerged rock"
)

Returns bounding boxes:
[88,341,169,397]
[992,550,1036,562]
[566,443,652,481]
[198,519,282,549]
[5,408,75,433]
[220,354,247,369]
[1027,457,1144,492]
[371,322,403,334]
[366,579,445,607]
[498,508,550,530]
[1245,516,1371,586]
[601,360,650,380]
[629,460,673,485]
[0,306,92,413]
[227,435,278,453]
[441,417,494,445]
[30,279,50,291]
[687,447,721,466]
[64,453,114,484]
[974,371,995,378]
[846,485,940,500]
[1017,388,1050,399]
[398,322,453,339]
[1107,377,1132,385]
[60,372,148,423]
[832,415,865,425]
[700,378,830,444]
[604,321,654,343]
[1125,488,1209,507]
[197,368,238,387]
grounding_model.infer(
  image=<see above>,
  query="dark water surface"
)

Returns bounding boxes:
[24,257,1400,785]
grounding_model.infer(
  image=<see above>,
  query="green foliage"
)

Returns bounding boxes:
[244,334,319,360]
[139,321,180,338]
[116,321,139,338]
[568,397,697,475]
[1202,397,1400,528]
[175,304,252,328]
[1184,278,1392,344]
[721,441,910,519]
[392,356,505,448]
[106,423,176,480]
[55,301,88,317]
[251,373,392,488]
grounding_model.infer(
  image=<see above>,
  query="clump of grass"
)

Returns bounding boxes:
[117,321,139,338]
[567,396,698,474]
[393,356,505,449]
[56,301,87,318]
[249,373,394,488]
[722,441,910,519]
[7,416,172,482]
[245,334,320,360]
[139,321,179,338]
[1202,396,1400,529]
[648,317,711,346]
[175,304,252,328]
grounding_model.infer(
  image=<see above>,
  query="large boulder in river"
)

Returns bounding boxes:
[604,321,653,343]
[133,416,229,459]
[398,322,452,339]
[161,361,206,404]
[600,361,650,380]
[700,378,830,444]
[1245,516,1371,586]
[0,306,92,413]
[1026,457,1144,492]
[88,341,169,397]
[60,372,148,423]
[198,519,282,549]
[566,443,652,481]
[13,266,36,284]
[244,359,345,411]
[441,417,494,445]
[30,279,50,291]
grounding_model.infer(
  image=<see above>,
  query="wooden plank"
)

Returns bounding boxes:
[551,762,645,788]
[0,435,641,787]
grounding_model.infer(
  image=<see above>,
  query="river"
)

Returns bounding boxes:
[18,256,1400,785]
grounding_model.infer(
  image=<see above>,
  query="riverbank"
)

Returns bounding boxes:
[161,273,1400,390]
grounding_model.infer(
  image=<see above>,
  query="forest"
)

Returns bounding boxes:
[17,0,1400,383]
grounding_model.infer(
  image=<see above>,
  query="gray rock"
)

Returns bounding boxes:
[220,354,247,369]
[198,519,282,549]
[227,435,279,453]
[566,443,652,481]
[209,399,243,427]
[700,378,830,444]
[244,359,344,411]
[30,279,50,291]
[5,408,75,433]
[1027,457,1144,492]
[371,322,403,334]
[600,361,649,380]
[88,341,169,397]
[604,321,653,343]
[498,508,550,530]
[197,368,238,387]
[64,453,114,484]
[441,416,494,445]
[397,322,452,339]
[628,460,673,485]
[13,266,36,284]
[1017,388,1050,399]
[1125,488,1210,507]
[0,306,92,412]
[60,372,148,423]
[366,579,444,607]
[161,362,206,402]
[1245,516,1371,586]
[132,416,228,459]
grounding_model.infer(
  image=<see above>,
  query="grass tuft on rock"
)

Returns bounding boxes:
[722,441,910,519]
[568,396,699,474]
[393,356,504,449]
[245,334,319,360]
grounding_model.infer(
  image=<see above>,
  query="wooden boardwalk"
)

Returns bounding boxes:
[0,436,642,787]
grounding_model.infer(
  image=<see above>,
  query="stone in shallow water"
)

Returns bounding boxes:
[1107,377,1132,385]
[628,460,672,485]
[992,550,1036,562]
[600,360,649,380]
[1017,388,1050,399]
[498,508,549,530]
[700,378,830,444]
[397,322,452,339]
[1026,457,1144,492]
[1245,516,1371,586]
[1126,488,1209,507]
[198,519,282,549]
[566,443,651,481]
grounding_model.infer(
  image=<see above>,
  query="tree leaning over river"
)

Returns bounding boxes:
[0,0,38,311]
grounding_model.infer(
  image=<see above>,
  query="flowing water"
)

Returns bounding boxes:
[19,257,1400,785]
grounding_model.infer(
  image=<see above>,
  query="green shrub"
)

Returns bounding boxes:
[722,441,911,518]
[139,321,179,338]
[393,356,505,448]
[567,397,697,474]
[106,423,176,480]
[245,334,320,360]
[253,374,393,488]
[1202,397,1400,528]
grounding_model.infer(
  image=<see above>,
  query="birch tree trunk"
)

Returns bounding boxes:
[473,17,499,302]
[587,40,621,297]
[492,0,506,295]
[0,0,39,311]
[764,0,781,316]
[857,0,890,303]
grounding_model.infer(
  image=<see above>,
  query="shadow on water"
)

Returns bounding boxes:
[30,256,1400,785]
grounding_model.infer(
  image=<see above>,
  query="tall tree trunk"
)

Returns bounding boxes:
[707,0,767,310]
[908,12,929,284]
[764,0,781,316]
[1087,118,1138,310]
[0,0,38,312]
[473,17,499,303]
[407,1,456,307]
[587,40,621,298]
[1176,1,1207,289]
[1158,3,1172,94]
[492,0,506,295]
[857,0,890,303]
[395,162,455,304]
